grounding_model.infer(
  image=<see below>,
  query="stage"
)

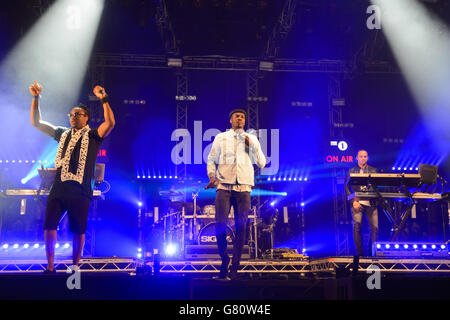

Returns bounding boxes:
[1,0,450,306]
[1,256,450,300]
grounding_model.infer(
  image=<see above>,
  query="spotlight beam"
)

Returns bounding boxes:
[371,0,450,156]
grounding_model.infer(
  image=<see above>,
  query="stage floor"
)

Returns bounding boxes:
[1,256,450,300]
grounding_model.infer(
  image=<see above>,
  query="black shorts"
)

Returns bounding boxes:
[44,196,91,234]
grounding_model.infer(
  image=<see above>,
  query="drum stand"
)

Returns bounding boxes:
[192,192,199,240]
[181,207,185,258]
[247,206,259,259]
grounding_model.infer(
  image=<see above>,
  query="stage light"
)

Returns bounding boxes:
[259,61,274,72]
[392,167,396,171]
[168,58,182,68]
[23,244,29,249]
[138,201,143,207]
[33,243,40,248]
[55,243,60,249]
[13,244,19,249]
[304,177,308,181]
[165,244,177,256]
[371,0,450,155]
[2,244,8,249]
[137,253,143,259]
[0,0,105,172]
[374,241,448,257]
[301,202,305,207]
[332,98,345,106]
[64,243,70,248]
[270,201,276,207]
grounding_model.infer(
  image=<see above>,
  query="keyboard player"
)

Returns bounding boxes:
[345,150,379,257]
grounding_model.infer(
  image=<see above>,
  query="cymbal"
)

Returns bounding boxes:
[159,190,184,198]
[168,201,201,214]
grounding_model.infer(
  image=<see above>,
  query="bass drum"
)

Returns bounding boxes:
[198,222,235,245]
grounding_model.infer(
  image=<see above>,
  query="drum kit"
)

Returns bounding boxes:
[154,186,263,258]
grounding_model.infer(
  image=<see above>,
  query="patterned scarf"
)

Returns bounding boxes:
[54,125,91,184]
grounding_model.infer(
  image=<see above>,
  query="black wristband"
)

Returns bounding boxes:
[100,95,108,104]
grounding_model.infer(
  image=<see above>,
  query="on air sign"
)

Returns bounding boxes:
[326,155,354,163]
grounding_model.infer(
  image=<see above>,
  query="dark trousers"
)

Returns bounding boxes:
[352,205,379,256]
[215,189,251,269]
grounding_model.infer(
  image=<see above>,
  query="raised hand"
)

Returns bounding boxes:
[93,85,106,99]
[29,80,42,97]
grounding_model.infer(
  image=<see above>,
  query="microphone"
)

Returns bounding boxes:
[438,175,448,184]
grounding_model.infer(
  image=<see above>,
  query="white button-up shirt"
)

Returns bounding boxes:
[207,129,266,187]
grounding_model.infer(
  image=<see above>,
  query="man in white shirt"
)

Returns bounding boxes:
[206,109,266,280]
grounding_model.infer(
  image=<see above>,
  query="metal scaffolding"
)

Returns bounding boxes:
[175,70,188,179]
[154,0,179,56]
[263,0,300,59]
[328,76,351,256]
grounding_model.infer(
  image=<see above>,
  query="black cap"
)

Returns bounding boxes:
[229,108,247,120]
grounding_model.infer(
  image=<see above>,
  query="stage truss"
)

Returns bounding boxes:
[154,259,311,275]
[1,257,450,275]
[0,258,140,274]
[309,257,450,274]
